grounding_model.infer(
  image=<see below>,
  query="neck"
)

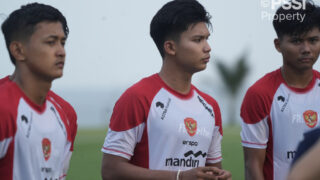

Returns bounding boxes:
[281,66,313,89]
[159,58,193,94]
[13,69,52,106]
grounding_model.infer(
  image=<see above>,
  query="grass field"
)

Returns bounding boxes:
[67,126,244,180]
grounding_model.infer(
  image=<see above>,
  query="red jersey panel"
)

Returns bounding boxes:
[0,79,77,180]
[241,69,320,180]
[102,74,223,170]
[0,76,10,86]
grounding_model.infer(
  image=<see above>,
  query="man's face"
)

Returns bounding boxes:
[275,27,320,72]
[174,22,211,73]
[22,21,66,81]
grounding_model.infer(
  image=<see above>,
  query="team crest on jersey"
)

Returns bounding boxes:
[184,118,197,136]
[303,110,318,128]
[42,138,51,161]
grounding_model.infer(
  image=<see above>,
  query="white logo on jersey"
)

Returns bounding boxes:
[178,123,210,137]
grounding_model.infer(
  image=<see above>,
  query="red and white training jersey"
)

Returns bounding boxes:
[0,78,77,180]
[0,76,10,86]
[241,69,320,180]
[102,74,223,170]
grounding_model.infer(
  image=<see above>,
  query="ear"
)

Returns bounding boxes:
[163,40,176,56]
[274,38,282,53]
[9,41,26,62]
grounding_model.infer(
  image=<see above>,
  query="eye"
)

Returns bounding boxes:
[291,39,302,44]
[193,38,201,42]
[193,38,202,43]
[310,38,319,44]
[46,41,55,46]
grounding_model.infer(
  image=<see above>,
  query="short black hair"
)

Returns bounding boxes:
[150,0,211,58]
[273,0,320,38]
[1,3,69,65]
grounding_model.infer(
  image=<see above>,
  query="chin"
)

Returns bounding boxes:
[293,66,313,72]
[51,72,63,80]
[198,64,207,71]
[193,67,206,73]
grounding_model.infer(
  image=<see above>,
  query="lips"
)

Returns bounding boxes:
[202,56,210,63]
[298,57,313,63]
[55,61,64,68]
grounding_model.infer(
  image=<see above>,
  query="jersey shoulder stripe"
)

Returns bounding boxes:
[109,74,163,131]
[241,69,283,124]
[194,87,222,135]
[48,91,78,150]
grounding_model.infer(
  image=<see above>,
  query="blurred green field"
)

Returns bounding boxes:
[67,126,244,180]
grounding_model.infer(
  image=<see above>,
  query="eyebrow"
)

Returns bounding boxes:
[192,33,211,38]
[309,35,320,39]
[46,35,66,40]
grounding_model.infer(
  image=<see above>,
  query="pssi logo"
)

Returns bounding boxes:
[261,0,307,10]
[303,110,318,128]
[184,118,197,137]
[42,138,51,161]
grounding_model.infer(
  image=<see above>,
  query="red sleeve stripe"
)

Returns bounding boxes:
[207,156,222,161]
[102,147,132,157]
[241,140,267,146]
[59,174,67,179]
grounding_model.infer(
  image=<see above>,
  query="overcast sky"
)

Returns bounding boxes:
[3,0,320,127]
[1,0,320,108]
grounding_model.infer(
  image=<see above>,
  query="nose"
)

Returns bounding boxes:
[56,43,66,58]
[204,40,211,53]
[301,41,311,55]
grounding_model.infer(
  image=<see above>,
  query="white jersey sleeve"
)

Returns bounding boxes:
[240,80,275,149]
[102,123,145,160]
[241,117,269,149]
[206,126,222,164]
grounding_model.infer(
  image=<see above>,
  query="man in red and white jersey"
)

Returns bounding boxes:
[0,3,77,180]
[101,0,231,180]
[241,1,320,179]
[0,71,15,86]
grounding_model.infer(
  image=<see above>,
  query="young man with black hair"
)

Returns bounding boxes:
[0,3,77,180]
[240,0,320,179]
[101,0,231,179]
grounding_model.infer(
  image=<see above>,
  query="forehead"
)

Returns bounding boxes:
[285,27,320,39]
[183,22,210,36]
[31,21,65,39]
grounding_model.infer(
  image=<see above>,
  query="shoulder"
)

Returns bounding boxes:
[241,69,283,123]
[109,74,163,130]
[0,76,10,86]
[48,90,77,122]
[313,70,320,79]
[118,74,163,103]
[0,81,20,108]
[246,69,282,98]
[0,82,20,138]
[0,85,13,114]
[242,69,283,108]
[193,87,222,127]
[194,87,219,109]
[48,91,74,110]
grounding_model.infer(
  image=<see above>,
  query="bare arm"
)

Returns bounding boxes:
[243,147,266,180]
[287,140,320,180]
[206,162,232,180]
[206,162,222,169]
[101,153,225,180]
